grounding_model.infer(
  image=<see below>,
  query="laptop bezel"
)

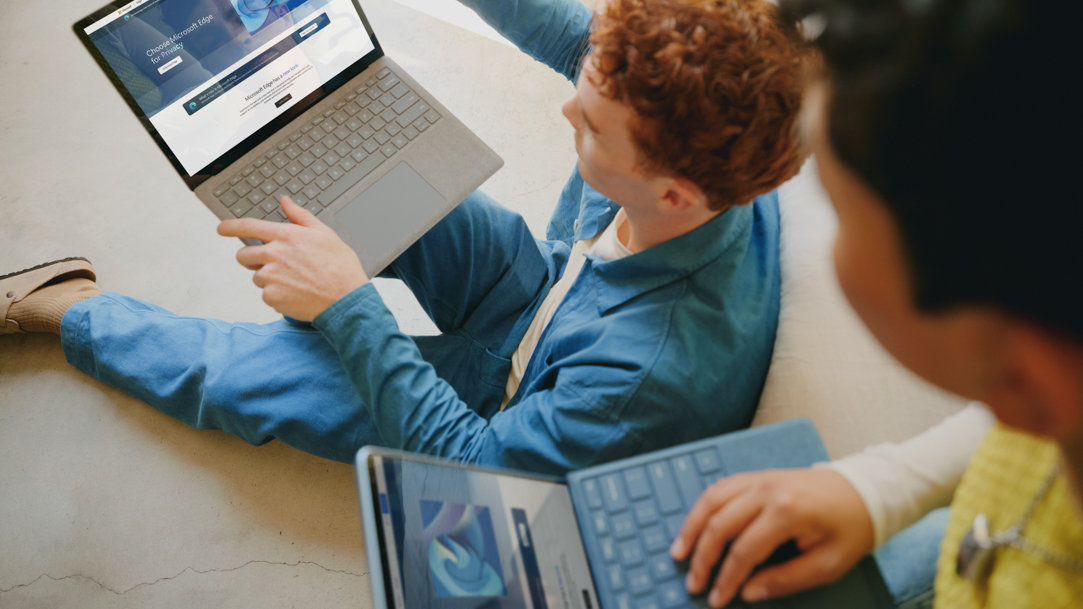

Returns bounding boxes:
[355,446,601,609]
[72,0,385,191]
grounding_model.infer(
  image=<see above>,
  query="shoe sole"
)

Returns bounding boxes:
[0,256,94,282]
[1,257,96,334]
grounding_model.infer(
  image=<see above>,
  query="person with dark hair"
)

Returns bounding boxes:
[671,0,1083,607]
[0,0,811,475]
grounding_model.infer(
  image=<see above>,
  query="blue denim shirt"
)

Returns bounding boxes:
[312,0,780,475]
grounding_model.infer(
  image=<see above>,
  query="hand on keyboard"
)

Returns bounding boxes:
[669,467,874,608]
[218,196,370,321]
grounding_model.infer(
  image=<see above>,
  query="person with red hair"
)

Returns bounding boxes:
[2,0,810,474]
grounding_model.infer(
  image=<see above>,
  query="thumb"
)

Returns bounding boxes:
[280,196,321,227]
[737,546,854,602]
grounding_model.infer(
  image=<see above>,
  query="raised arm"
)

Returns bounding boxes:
[456,0,594,81]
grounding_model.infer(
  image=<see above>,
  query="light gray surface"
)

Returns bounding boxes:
[0,0,576,606]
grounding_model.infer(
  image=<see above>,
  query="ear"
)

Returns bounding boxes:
[990,323,1083,440]
[659,177,710,213]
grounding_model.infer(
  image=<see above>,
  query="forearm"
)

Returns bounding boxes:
[314,284,491,458]
[313,285,638,474]
[824,403,995,546]
[456,0,593,80]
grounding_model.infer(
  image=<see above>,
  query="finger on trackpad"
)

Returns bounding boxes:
[333,162,449,273]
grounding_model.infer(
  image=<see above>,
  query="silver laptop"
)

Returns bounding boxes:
[75,0,502,274]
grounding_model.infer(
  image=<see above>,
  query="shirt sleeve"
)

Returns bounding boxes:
[823,403,995,547]
[313,284,640,475]
[455,0,594,81]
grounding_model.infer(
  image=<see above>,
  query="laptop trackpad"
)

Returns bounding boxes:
[333,162,448,272]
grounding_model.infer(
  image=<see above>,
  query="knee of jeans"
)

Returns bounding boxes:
[188,371,277,444]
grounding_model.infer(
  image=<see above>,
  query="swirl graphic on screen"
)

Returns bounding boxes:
[228,0,311,35]
[419,500,508,597]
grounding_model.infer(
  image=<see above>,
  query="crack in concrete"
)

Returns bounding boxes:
[0,560,368,596]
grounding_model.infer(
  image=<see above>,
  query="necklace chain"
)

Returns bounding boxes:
[988,465,1083,573]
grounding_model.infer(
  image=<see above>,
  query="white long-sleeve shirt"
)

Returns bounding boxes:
[824,403,996,546]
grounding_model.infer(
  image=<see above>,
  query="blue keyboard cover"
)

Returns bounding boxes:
[566,419,893,609]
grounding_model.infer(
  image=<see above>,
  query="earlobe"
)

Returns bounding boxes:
[992,325,1083,440]
[659,187,687,212]
[660,178,709,213]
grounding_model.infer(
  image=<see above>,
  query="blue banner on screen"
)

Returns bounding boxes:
[87,0,327,117]
[82,0,375,175]
[230,0,311,35]
[182,12,330,115]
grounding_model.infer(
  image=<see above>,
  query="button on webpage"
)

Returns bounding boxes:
[156,55,182,75]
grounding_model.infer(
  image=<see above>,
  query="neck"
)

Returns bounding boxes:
[619,205,723,253]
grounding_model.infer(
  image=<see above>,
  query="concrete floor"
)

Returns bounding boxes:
[0,1,577,607]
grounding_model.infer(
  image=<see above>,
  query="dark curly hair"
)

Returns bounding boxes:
[589,0,815,211]
[782,0,1083,343]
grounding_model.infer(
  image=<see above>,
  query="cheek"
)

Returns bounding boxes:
[832,231,912,364]
[831,222,867,306]
[830,194,913,348]
[833,232,975,396]
[832,234,876,323]
[815,139,991,400]
[577,138,603,174]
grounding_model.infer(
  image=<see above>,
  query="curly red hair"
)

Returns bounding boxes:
[589,0,814,210]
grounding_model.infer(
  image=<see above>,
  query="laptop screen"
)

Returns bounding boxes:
[365,452,599,609]
[77,0,378,180]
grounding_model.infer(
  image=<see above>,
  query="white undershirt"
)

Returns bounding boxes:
[824,403,995,546]
[501,210,633,408]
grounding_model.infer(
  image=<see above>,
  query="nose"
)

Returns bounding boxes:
[562,96,580,130]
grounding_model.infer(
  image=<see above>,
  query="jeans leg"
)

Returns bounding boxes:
[61,293,382,463]
[873,507,950,609]
[384,190,559,356]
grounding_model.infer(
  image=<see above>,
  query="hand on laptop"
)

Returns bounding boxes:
[218,196,370,322]
[670,467,874,608]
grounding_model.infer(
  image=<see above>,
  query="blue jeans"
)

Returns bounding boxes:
[874,507,950,609]
[60,191,551,462]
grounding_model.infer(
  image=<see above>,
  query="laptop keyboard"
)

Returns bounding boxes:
[575,447,732,609]
[212,66,442,221]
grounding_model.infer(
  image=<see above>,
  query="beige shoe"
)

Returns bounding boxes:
[1,258,98,335]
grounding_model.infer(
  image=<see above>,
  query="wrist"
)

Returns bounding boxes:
[313,282,381,331]
[820,467,876,552]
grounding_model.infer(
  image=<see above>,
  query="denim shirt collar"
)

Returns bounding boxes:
[560,173,754,314]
